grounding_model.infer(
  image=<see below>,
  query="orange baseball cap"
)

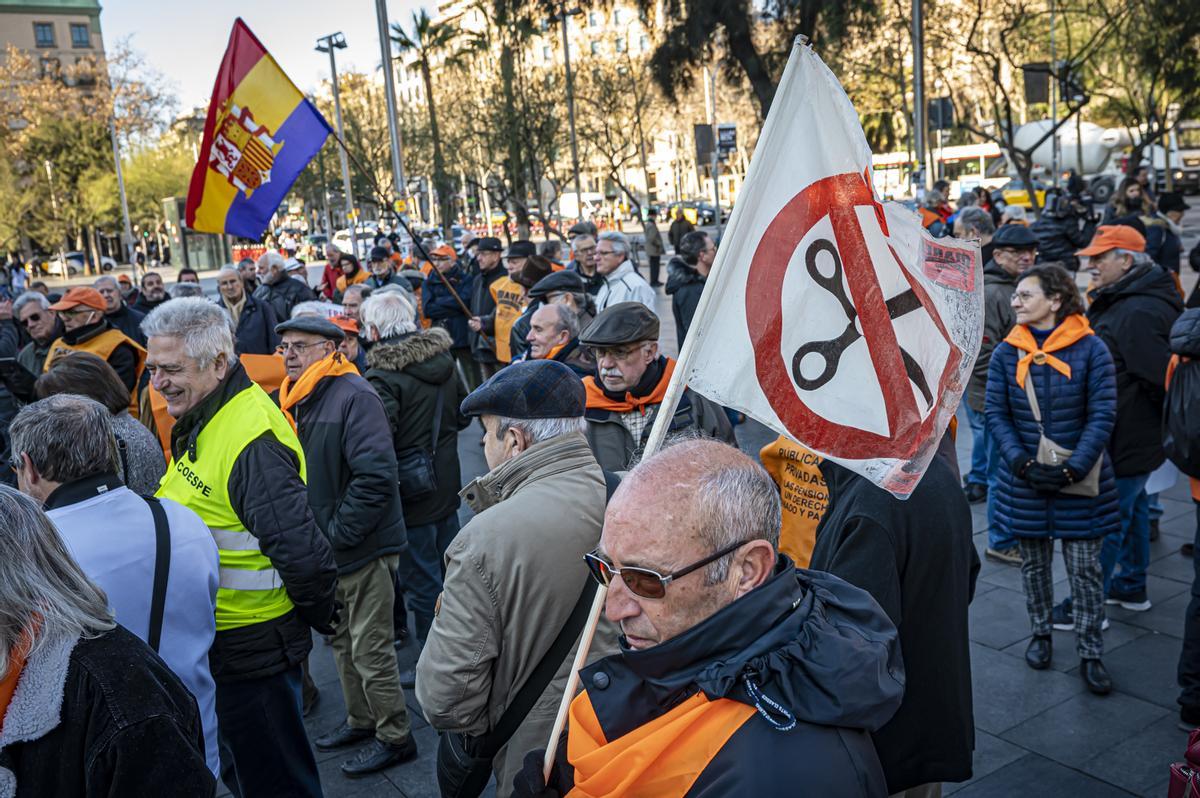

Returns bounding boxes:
[329,315,360,336]
[49,286,107,312]
[116,273,132,285]
[430,244,456,258]
[1076,225,1146,257]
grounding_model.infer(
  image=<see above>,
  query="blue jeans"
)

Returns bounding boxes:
[963,404,989,486]
[1101,473,1151,597]
[398,512,461,647]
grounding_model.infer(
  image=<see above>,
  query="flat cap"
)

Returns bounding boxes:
[505,240,537,259]
[460,359,586,419]
[992,224,1038,248]
[476,237,503,252]
[579,301,660,346]
[528,270,585,300]
[275,315,345,341]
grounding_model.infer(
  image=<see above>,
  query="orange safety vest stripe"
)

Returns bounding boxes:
[489,276,525,363]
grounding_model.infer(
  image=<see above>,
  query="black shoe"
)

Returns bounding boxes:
[1050,599,1074,631]
[1180,705,1200,732]
[964,482,987,504]
[399,667,416,689]
[1025,635,1052,670]
[1081,658,1113,695]
[341,737,419,778]
[314,722,374,751]
[1150,519,1160,542]
[394,625,410,649]
[1183,543,1195,558]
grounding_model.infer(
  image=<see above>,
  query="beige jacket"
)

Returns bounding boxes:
[414,431,618,796]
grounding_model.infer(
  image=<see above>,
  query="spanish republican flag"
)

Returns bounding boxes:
[186,19,331,239]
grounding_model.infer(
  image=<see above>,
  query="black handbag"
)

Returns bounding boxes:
[436,577,597,798]
[396,388,444,502]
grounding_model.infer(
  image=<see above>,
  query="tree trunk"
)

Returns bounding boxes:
[721,11,776,120]
[499,40,530,239]
[420,57,453,238]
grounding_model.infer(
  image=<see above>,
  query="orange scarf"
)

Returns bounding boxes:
[0,627,35,735]
[1003,314,1093,388]
[278,352,359,427]
[565,690,754,798]
[336,268,370,293]
[583,358,675,414]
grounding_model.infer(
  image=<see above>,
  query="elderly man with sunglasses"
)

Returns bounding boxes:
[580,302,734,472]
[415,359,619,797]
[12,291,61,378]
[513,438,903,798]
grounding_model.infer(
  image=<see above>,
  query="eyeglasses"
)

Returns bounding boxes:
[595,249,621,257]
[276,341,330,355]
[589,343,647,361]
[584,539,753,599]
[1011,290,1043,303]
[19,313,43,327]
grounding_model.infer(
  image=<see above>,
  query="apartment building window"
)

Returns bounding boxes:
[33,22,55,48]
[543,45,553,61]
[613,8,623,24]
[639,35,650,52]
[70,23,90,48]
[590,41,600,55]
[588,11,599,27]
[615,37,626,53]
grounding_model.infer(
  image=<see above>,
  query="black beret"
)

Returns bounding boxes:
[476,237,503,252]
[528,270,586,300]
[505,240,537,259]
[992,224,1038,248]
[275,315,345,341]
[369,246,391,261]
[579,301,660,346]
[460,360,586,419]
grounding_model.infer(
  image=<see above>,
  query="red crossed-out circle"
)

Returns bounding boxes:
[746,171,962,460]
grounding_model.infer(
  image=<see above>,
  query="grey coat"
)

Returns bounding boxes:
[642,222,665,257]
[966,261,1018,413]
[111,411,166,496]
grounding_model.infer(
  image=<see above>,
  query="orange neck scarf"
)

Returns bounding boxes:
[1004,314,1093,388]
[278,351,359,427]
[584,358,675,414]
[565,690,754,798]
[0,627,35,735]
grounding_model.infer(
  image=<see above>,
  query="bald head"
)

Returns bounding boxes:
[600,438,780,649]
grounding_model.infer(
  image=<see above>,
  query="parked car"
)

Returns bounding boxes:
[332,229,376,258]
[664,200,728,226]
[46,251,116,278]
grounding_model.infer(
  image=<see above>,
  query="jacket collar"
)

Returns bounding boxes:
[170,361,253,462]
[42,472,124,511]
[0,633,77,777]
[61,318,110,346]
[461,431,595,512]
[603,261,636,284]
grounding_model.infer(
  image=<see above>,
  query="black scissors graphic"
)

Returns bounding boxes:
[791,238,933,405]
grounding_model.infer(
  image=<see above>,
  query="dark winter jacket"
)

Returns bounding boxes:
[169,363,338,682]
[509,300,539,363]
[668,216,695,250]
[1030,210,1095,270]
[665,256,704,349]
[293,368,407,575]
[1087,263,1184,476]
[131,294,168,315]
[423,265,474,349]
[219,292,279,356]
[0,626,214,797]
[985,324,1121,539]
[366,327,470,527]
[966,261,1018,412]
[810,458,979,794]
[254,274,316,323]
[565,261,605,296]
[105,302,146,345]
[1145,215,1183,272]
[550,337,595,378]
[470,266,505,363]
[543,561,902,797]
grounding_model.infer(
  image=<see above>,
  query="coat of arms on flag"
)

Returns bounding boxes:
[210,102,282,199]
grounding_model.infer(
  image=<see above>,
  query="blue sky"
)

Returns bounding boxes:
[101,0,428,111]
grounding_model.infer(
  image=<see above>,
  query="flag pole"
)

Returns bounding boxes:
[543,37,812,781]
[329,132,491,348]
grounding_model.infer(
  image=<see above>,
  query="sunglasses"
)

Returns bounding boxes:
[583,539,752,599]
[19,313,43,327]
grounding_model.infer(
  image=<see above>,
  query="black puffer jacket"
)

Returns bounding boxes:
[665,256,704,349]
[105,303,146,345]
[541,561,902,797]
[293,368,407,575]
[811,457,979,794]
[1087,263,1184,476]
[220,292,279,356]
[254,274,316,323]
[170,363,338,682]
[366,327,470,527]
[1030,209,1095,270]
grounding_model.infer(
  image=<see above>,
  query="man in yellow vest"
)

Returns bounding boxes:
[45,286,145,414]
[143,297,338,798]
[473,240,533,365]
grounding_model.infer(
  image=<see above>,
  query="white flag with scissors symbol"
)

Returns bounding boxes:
[681,40,984,498]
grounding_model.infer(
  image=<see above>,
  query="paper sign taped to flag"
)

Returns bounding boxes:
[681,41,983,497]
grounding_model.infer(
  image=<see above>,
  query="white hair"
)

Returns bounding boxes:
[217,264,240,278]
[257,250,286,273]
[290,301,327,319]
[360,291,417,338]
[1002,205,1028,223]
[13,290,49,316]
[170,283,205,299]
[1115,248,1155,268]
[93,275,119,291]
[598,231,630,257]
[496,416,586,445]
[141,297,235,366]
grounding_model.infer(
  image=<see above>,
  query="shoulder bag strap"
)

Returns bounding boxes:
[1023,374,1045,435]
[143,496,171,653]
[476,576,598,759]
[429,385,445,456]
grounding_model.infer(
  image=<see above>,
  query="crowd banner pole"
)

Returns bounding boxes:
[541,585,607,780]
[330,133,492,349]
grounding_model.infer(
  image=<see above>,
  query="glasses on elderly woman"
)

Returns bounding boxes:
[583,539,752,599]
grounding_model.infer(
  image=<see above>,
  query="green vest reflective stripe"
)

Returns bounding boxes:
[157,382,307,632]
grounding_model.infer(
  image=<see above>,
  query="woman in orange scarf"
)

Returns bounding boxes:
[984,264,1121,695]
[333,253,371,302]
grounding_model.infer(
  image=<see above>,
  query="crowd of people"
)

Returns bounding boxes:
[0,192,1196,798]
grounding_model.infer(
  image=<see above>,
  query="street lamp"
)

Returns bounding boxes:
[316,32,356,247]
[374,0,408,217]
[549,3,583,222]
